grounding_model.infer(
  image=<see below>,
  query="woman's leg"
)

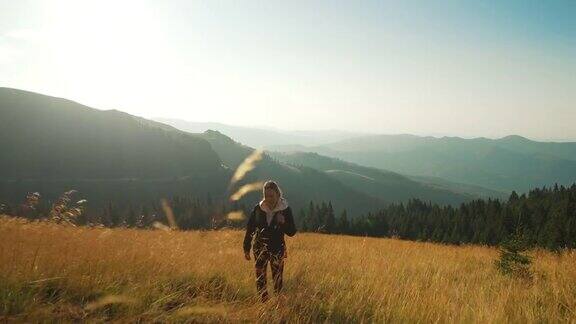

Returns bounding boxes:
[254,250,270,301]
[270,252,285,293]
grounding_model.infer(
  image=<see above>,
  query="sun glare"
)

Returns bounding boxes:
[39,0,173,107]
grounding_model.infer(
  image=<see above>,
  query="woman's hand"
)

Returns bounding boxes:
[244,252,251,260]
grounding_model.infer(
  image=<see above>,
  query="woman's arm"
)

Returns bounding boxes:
[243,207,257,254]
[281,207,297,237]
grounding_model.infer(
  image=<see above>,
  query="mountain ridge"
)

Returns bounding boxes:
[266,134,576,193]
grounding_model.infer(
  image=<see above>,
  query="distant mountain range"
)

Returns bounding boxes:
[2,87,473,217]
[156,117,576,194]
[266,134,576,193]
[266,151,502,203]
[154,118,367,148]
[6,87,570,218]
[197,130,387,214]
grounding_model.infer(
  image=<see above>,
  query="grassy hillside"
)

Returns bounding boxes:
[408,175,508,200]
[0,88,233,214]
[268,151,477,205]
[0,87,222,179]
[199,130,385,216]
[1,216,575,322]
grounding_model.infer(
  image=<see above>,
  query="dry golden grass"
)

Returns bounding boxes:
[1,215,575,323]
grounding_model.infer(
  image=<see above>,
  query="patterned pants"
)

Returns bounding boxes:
[254,249,285,302]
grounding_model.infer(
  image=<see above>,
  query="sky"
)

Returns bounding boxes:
[1,0,575,141]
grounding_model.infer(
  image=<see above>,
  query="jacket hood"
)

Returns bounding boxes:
[259,197,289,213]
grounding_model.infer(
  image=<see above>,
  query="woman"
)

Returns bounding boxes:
[243,180,297,302]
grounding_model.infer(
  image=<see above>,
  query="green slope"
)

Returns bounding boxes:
[267,151,478,205]
[0,87,222,179]
[198,130,386,215]
[0,88,230,210]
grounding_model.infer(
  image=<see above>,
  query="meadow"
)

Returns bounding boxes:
[1,215,575,323]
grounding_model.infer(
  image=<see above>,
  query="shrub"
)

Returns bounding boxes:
[495,230,533,280]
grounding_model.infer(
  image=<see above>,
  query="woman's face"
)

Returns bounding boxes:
[264,188,279,205]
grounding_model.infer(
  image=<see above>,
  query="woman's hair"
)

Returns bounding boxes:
[263,180,283,198]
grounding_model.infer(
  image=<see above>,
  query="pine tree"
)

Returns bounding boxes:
[495,230,533,280]
[307,201,318,232]
[298,208,308,232]
[325,201,336,233]
[126,205,138,227]
[337,209,349,234]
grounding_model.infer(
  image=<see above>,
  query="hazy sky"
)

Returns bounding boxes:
[1,0,575,140]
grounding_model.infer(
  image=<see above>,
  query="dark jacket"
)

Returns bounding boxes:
[243,203,297,255]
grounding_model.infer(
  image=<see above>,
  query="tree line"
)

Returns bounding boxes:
[3,192,246,230]
[297,183,576,250]
[4,183,575,250]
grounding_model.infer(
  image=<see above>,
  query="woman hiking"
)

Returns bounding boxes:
[243,180,297,302]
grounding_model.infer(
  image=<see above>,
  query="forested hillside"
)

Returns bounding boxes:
[296,183,576,250]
